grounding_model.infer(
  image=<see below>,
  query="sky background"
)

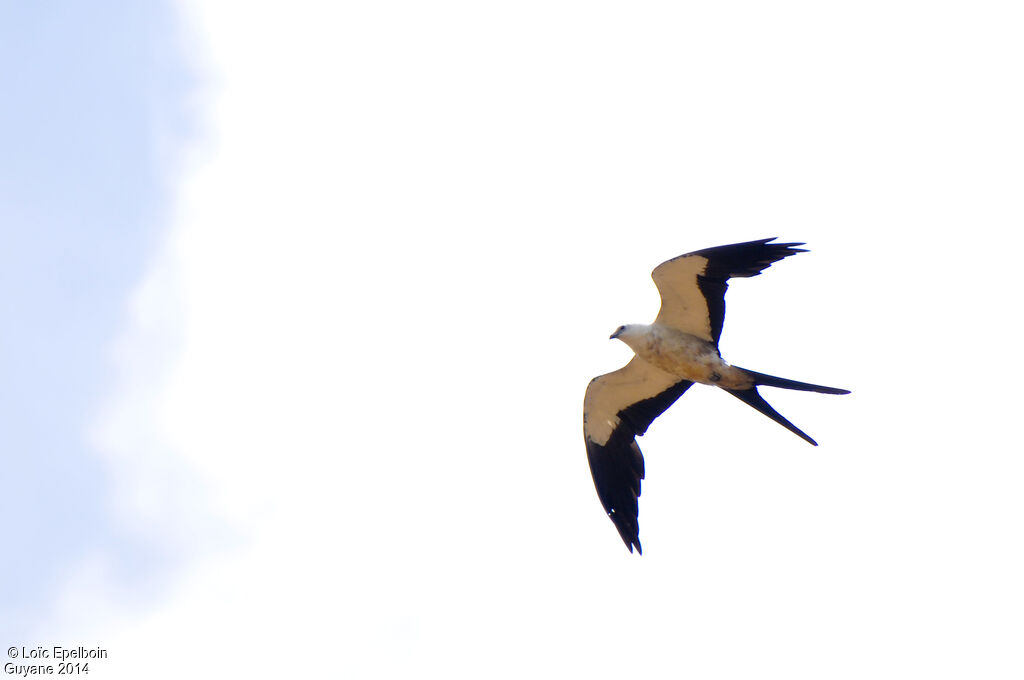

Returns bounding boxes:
[3,1,1024,678]
[0,0,201,641]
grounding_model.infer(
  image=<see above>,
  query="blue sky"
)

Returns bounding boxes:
[0,0,198,638]
[4,2,1024,677]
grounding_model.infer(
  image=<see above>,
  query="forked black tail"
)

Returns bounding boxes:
[726,368,850,446]
[734,367,851,395]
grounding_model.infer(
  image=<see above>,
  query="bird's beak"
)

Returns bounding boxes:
[609,329,621,340]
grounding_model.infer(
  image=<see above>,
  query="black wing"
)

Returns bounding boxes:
[653,237,806,346]
[584,360,693,553]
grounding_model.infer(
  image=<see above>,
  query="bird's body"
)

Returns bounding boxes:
[584,238,849,554]
[612,323,752,390]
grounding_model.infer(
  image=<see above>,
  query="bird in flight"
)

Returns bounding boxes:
[583,238,849,554]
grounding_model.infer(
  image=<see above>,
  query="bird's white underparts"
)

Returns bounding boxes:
[583,238,849,555]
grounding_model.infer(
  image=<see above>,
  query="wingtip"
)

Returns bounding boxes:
[620,532,642,554]
[761,235,806,248]
[761,236,809,254]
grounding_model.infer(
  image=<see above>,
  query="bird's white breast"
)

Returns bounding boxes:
[632,324,751,389]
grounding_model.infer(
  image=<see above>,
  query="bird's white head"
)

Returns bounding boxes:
[609,324,651,351]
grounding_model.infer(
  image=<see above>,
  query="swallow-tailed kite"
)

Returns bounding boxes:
[584,238,849,554]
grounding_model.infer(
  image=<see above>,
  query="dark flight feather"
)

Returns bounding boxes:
[691,238,806,346]
[586,379,693,553]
